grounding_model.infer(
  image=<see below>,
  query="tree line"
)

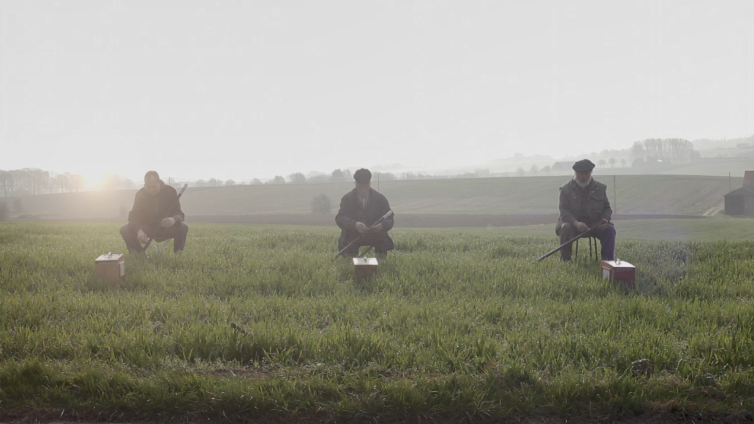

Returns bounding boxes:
[630,138,699,163]
[1,138,703,198]
[0,169,88,197]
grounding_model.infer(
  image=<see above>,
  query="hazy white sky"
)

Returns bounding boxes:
[1,0,753,182]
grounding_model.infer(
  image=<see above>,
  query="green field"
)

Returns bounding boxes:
[2,222,754,422]
[7,174,740,221]
[448,216,754,242]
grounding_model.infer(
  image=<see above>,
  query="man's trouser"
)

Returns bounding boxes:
[339,232,393,257]
[120,222,189,253]
[558,222,615,261]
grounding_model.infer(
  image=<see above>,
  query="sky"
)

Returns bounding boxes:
[1,0,753,183]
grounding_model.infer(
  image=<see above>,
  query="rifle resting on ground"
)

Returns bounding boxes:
[143,183,188,251]
[333,210,393,260]
[536,219,607,262]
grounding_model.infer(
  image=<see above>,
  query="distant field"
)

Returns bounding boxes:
[3,174,741,221]
[2,222,754,422]
[660,160,754,177]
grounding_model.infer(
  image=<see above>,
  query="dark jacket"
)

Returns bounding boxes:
[556,178,612,234]
[336,188,394,248]
[128,182,185,234]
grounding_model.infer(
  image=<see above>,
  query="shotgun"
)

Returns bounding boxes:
[536,219,607,261]
[143,183,188,250]
[333,210,393,260]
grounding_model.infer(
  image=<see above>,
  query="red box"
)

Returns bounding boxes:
[601,260,635,288]
[353,257,378,280]
[95,253,125,283]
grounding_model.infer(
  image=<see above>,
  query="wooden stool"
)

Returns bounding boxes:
[575,236,600,261]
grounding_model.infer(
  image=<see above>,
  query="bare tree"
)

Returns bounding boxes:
[541,165,552,176]
[225,179,236,186]
[288,173,306,184]
[53,173,70,193]
[529,164,539,175]
[331,169,345,181]
[516,167,526,176]
[621,158,627,168]
[598,159,606,168]
[0,171,12,197]
[609,158,617,168]
[268,176,285,184]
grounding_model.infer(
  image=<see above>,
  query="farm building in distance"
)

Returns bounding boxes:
[724,171,754,216]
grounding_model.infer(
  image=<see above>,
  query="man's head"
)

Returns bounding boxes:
[353,168,372,196]
[144,170,162,196]
[572,159,595,186]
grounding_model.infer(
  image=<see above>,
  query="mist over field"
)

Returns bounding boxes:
[4,2,754,423]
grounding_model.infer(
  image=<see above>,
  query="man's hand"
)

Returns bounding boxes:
[161,217,176,228]
[355,222,369,233]
[137,229,149,244]
[574,221,590,233]
[371,223,383,232]
[597,219,608,230]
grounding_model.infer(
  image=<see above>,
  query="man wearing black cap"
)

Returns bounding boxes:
[555,159,615,261]
[335,168,395,257]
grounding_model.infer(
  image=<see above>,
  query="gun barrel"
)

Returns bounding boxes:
[333,209,393,260]
[536,223,601,261]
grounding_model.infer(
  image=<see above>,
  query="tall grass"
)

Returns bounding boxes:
[1,222,753,422]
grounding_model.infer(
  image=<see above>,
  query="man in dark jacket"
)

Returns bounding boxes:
[335,168,394,257]
[556,159,615,261]
[120,171,188,253]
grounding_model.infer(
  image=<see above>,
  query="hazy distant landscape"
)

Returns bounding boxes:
[0,174,740,222]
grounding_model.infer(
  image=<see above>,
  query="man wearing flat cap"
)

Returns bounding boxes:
[555,159,615,261]
[335,168,395,257]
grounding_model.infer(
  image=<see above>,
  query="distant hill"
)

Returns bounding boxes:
[2,174,740,221]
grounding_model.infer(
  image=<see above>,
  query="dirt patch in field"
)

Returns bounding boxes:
[188,213,704,228]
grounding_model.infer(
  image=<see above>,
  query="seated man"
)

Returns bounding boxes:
[120,171,188,253]
[335,168,394,257]
[556,159,616,261]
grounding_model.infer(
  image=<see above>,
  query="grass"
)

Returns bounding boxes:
[2,222,754,422]
[438,216,754,242]
[8,174,741,220]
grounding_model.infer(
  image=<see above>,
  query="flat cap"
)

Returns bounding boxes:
[572,159,596,172]
[354,168,372,183]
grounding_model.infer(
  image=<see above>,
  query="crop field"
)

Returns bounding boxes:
[441,216,754,242]
[2,222,754,422]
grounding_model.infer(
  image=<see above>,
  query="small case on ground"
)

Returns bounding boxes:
[601,259,635,288]
[95,252,125,283]
[353,257,378,280]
